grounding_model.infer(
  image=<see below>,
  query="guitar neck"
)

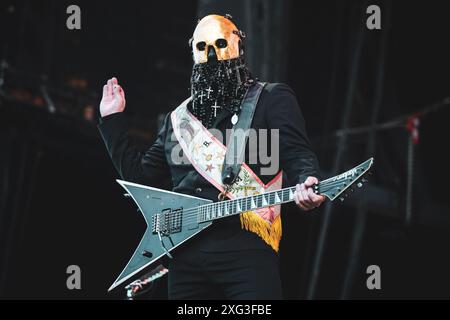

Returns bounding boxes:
[195,157,374,223]
[196,186,298,223]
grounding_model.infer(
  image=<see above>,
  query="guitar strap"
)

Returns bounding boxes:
[221,82,266,186]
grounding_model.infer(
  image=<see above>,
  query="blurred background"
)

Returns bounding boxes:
[1,0,450,299]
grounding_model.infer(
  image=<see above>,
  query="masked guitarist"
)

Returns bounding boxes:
[98,14,325,299]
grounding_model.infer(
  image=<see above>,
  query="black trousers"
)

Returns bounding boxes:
[167,246,283,300]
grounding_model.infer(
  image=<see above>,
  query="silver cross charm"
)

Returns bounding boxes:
[212,100,221,117]
[205,87,213,98]
[198,91,206,104]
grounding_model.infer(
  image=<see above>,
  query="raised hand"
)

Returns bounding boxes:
[100,77,126,117]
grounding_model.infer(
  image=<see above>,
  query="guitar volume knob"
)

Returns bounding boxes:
[142,250,153,258]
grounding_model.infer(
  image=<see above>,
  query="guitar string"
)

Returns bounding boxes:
[155,174,369,228]
[149,162,369,227]
[172,164,369,222]
[182,193,309,226]
[160,188,296,227]
[161,176,369,228]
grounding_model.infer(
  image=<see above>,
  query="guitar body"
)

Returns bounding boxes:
[109,180,212,291]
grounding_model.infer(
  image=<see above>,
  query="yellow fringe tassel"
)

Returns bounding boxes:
[240,211,282,252]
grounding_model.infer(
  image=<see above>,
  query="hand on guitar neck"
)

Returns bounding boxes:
[294,176,326,211]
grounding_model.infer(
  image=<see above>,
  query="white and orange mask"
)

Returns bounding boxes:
[191,14,244,64]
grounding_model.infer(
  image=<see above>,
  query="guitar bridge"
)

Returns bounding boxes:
[152,208,183,235]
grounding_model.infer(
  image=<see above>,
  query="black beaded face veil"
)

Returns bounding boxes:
[188,14,253,128]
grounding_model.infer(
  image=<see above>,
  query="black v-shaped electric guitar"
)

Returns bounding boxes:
[108,158,374,291]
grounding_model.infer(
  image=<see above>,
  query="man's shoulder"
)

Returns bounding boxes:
[259,82,297,104]
[260,82,296,98]
[263,82,292,92]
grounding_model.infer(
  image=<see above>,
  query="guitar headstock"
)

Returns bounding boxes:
[315,158,374,202]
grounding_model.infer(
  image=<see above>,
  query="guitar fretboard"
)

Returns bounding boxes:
[193,158,371,223]
[196,186,297,223]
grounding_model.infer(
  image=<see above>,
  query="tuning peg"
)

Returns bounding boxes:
[339,197,345,202]
[357,182,363,188]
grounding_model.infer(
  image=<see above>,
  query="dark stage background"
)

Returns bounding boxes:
[1,0,450,299]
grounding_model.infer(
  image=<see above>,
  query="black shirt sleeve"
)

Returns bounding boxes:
[97,112,170,185]
[264,83,320,185]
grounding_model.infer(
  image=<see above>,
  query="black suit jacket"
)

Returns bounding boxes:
[98,83,320,252]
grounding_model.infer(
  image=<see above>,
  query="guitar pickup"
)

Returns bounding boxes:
[169,208,183,234]
[152,208,183,235]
